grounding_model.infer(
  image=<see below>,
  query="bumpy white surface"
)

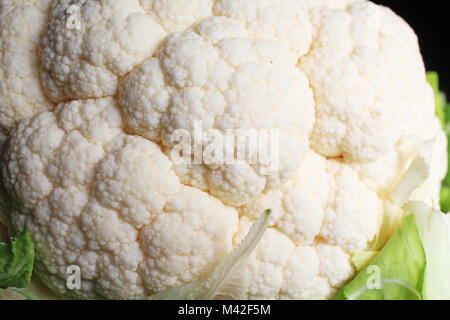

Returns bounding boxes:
[234,151,380,299]
[3,98,238,299]
[300,1,435,162]
[304,0,358,10]
[0,0,447,300]
[213,0,312,58]
[0,0,54,134]
[141,0,215,32]
[119,16,315,206]
[39,0,167,102]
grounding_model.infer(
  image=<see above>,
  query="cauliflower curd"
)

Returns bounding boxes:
[0,0,447,300]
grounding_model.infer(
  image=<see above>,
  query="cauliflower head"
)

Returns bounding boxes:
[0,0,447,300]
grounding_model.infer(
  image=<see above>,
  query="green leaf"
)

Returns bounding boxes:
[445,103,450,129]
[0,231,35,289]
[426,72,450,213]
[407,202,450,299]
[337,202,450,300]
[335,214,426,300]
[148,210,272,300]
[427,72,446,127]
[441,186,450,214]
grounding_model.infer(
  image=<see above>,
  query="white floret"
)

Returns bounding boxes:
[241,151,329,246]
[140,0,215,32]
[300,1,435,162]
[119,16,315,206]
[0,0,54,133]
[320,159,382,252]
[139,186,238,293]
[303,0,359,10]
[40,0,166,102]
[213,0,312,58]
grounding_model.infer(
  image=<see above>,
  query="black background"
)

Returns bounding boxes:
[0,300,443,317]
[372,1,450,95]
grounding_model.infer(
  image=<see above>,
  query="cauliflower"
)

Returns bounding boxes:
[0,0,447,300]
[0,0,54,134]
